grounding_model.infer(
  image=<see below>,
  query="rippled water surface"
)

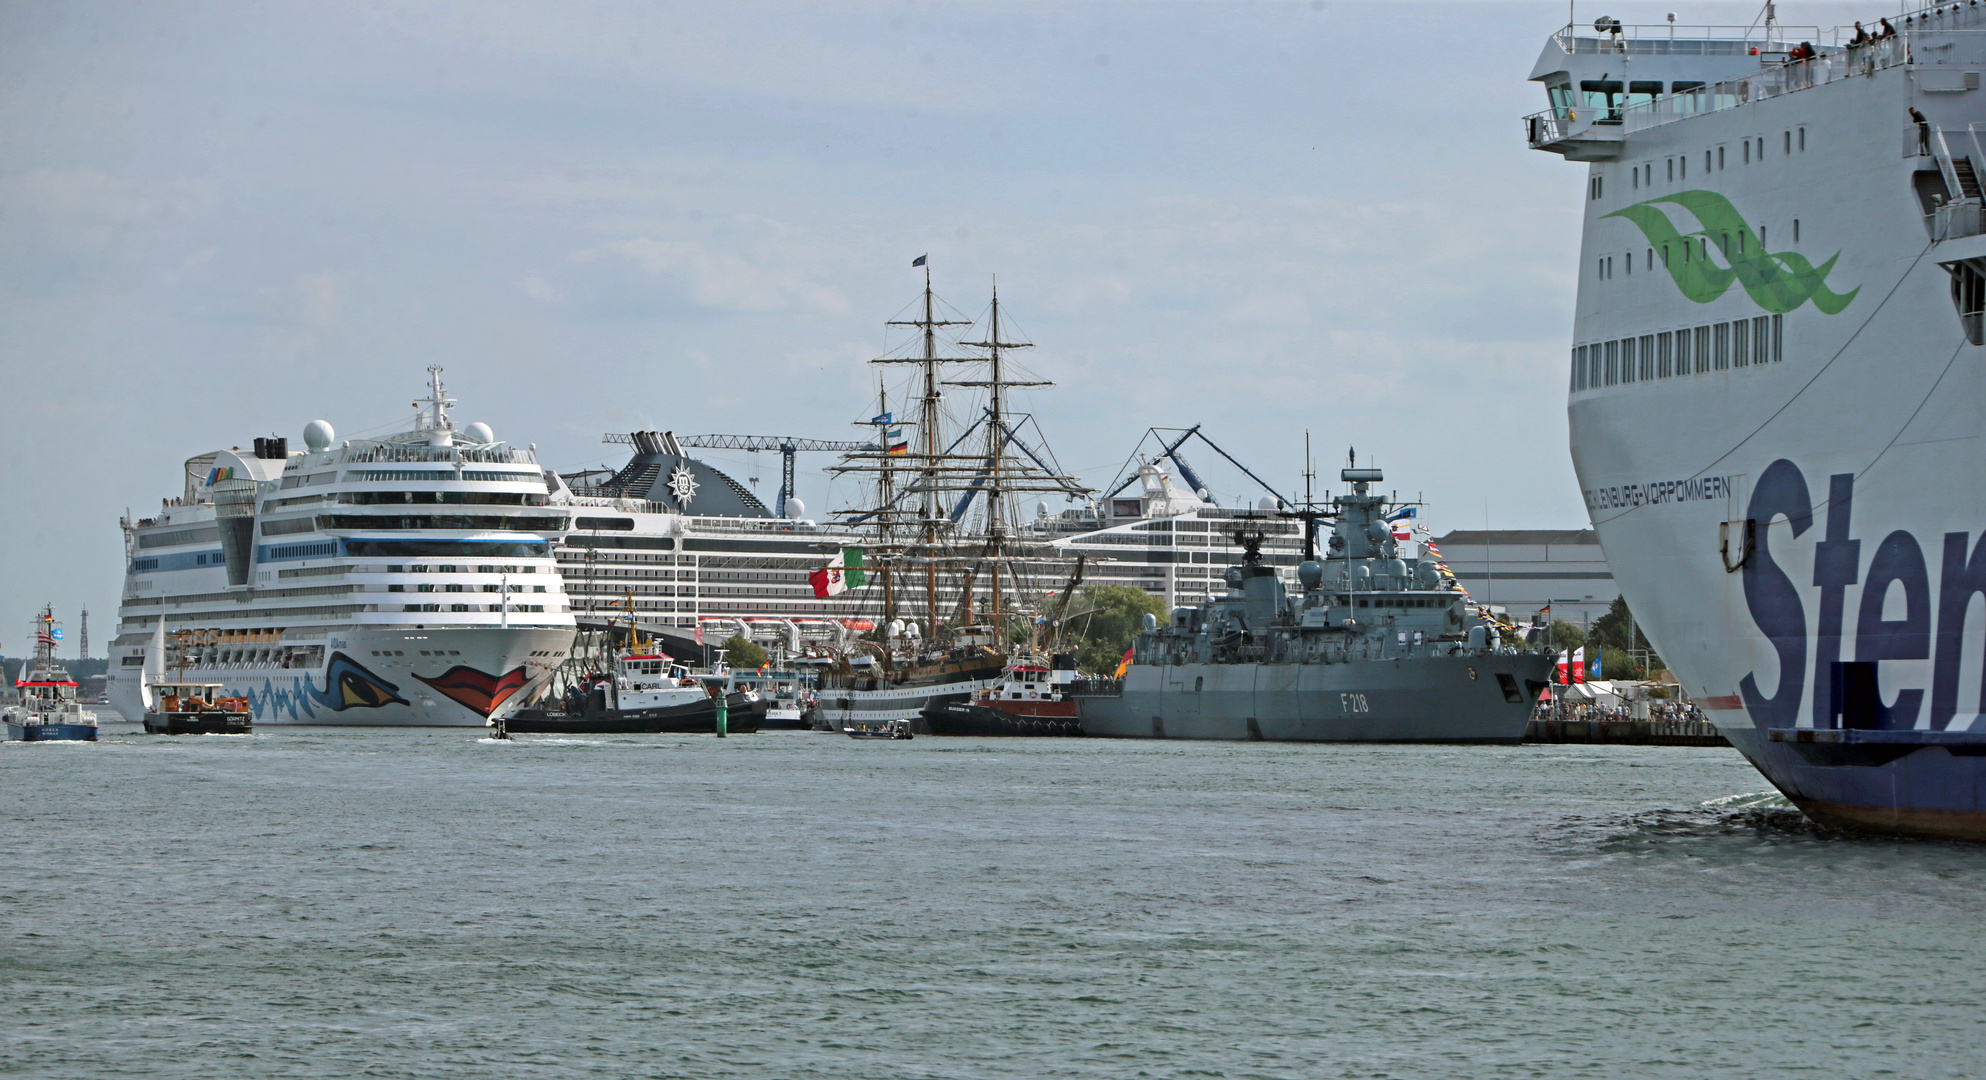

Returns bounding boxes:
[6,725,1985,1079]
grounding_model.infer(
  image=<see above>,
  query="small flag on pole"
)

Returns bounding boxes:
[911,254,927,267]
[841,548,866,589]
[1113,647,1135,679]
[885,426,908,454]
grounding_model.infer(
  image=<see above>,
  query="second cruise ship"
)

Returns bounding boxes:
[106,369,577,726]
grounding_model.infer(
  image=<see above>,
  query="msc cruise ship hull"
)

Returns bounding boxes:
[1077,654,1553,742]
[107,625,569,727]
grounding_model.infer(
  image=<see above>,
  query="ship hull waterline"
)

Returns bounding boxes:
[1076,654,1555,743]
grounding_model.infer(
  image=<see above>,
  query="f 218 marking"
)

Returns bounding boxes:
[1340,693,1370,713]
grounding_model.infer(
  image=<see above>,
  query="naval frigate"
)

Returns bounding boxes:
[1074,467,1554,742]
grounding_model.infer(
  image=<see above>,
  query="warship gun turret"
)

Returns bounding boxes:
[1074,467,1554,742]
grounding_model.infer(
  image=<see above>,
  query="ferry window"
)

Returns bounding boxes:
[1627,80,1662,107]
[1632,167,1638,190]
[1619,337,1636,383]
[1714,323,1731,369]
[451,604,470,613]
[1793,218,1800,242]
[1754,316,1773,364]
[1589,347,1602,387]
[1624,250,1632,275]
[1604,340,1619,385]
[1679,154,1686,179]
[1743,141,1750,164]
[1667,158,1674,182]
[1732,319,1749,367]
[1646,248,1653,271]
[416,583,434,593]
[388,584,404,592]
[1640,335,1656,380]
[1672,81,1704,95]
[1757,137,1764,158]
[1657,332,1672,378]
[1694,326,1711,372]
[387,565,403,573]
[1785,130,1792,154]
[1570,346,1583,391]
[1718,145,1725,169]
[1705,150,1712,172]
[1799,127,1806,151]
[1772,313,1783,361]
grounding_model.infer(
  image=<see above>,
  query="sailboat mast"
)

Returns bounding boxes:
[985,284,1005,624]
[876,378,897,624]
[919,265,942,636]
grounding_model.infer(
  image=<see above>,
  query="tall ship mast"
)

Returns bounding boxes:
[1527,9,1986,837]
[813,262,1091,728]
[106,368,577,726]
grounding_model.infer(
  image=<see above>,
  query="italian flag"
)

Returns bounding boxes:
[809,548,867,598]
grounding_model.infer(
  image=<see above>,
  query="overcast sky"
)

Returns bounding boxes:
[2,0,1865,656]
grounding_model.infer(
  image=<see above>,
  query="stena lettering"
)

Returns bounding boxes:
[1740,459,1811,729]
[1742,460,1972,730]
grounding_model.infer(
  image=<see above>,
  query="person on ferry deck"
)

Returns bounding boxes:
[1879,18,1896,39]
[1850,21,1870,46]
[1912,107,1931,156]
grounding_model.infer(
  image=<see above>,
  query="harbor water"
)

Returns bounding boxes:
[6,727,1984,1079]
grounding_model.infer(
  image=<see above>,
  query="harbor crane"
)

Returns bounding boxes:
[603,432,870,517]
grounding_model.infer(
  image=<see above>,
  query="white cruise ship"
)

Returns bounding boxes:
[106,369,577,726]
[1528,10,1986,838]
[550,430,881,656]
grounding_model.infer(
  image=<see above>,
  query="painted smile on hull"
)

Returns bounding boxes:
[414,665,531,718]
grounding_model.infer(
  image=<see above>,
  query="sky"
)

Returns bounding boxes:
[0,0,1867,657]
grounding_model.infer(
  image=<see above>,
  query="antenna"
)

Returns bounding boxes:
[78,607,87,661]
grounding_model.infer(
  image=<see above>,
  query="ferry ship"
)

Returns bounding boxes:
[106,369,576,726]
[1528,9,1986,837]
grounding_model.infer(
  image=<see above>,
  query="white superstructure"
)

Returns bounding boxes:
[107,369,576,726]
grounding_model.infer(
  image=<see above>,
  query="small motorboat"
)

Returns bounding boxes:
[843,719,914,740]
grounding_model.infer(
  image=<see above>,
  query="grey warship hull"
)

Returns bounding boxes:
[1075,653,1553,742]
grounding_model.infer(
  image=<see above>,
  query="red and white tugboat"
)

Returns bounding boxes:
[916,653,1081,737]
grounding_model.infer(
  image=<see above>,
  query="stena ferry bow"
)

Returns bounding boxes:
[1529,6,1986,838]
[106,368,576,727]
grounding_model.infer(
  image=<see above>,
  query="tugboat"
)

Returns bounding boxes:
[4,606,98,742]
[1074,465,1554,742]
[917,655,1083,736]
[142,681,254,735]
[137,620,253,734]
[506,651,764,734]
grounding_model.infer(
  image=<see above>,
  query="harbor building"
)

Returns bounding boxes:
[1426,529,1616,627]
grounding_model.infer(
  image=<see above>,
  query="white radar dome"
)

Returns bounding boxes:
[784,498,806,520]
[303,420,335,452]
[1257,496,1278,510]
[464,421,495,445]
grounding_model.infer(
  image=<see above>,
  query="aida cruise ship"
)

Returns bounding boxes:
[106,369,576,726]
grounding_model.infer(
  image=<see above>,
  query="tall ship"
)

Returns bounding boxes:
[105,369,577,726]
[811,264,1093,728]
[1075,467,1553,741]
[5,606,97,742]
[1528,10,1986,836]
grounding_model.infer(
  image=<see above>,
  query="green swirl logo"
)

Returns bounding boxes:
[1604,191,1859,314]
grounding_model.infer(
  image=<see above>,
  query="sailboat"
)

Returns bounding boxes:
[808,263,1091,728]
